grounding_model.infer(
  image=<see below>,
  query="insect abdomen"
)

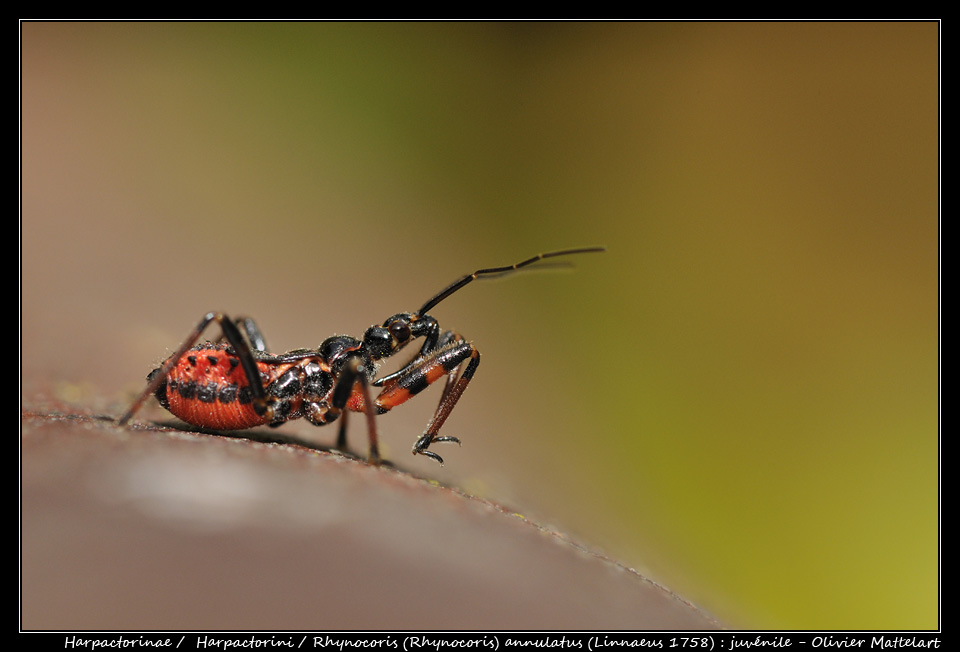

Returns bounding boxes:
[154,344,277,430]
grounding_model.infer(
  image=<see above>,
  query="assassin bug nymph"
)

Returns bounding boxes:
[118,247,604,465]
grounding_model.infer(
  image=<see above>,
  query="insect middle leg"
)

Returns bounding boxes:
[321,354,383,463]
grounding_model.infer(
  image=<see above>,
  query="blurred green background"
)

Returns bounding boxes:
[21,22,938,629]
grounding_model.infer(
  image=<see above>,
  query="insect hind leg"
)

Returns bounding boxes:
[229,316,269,352]
[118,312,274,426]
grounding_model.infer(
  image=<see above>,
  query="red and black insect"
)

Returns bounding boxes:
[118,247,604,465]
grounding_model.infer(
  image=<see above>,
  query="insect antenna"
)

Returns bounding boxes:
[416,246,605,316]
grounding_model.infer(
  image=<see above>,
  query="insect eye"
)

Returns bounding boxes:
[389,320,411,342]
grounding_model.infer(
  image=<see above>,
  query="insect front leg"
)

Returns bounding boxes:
[118,312,275,426]
[375,334,480,465]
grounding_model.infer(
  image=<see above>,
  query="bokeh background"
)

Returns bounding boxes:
[21,21,938,629]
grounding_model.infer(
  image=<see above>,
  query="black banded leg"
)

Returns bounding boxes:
[413,347,479,465]
[374,337,479,465]
[118,312,274,426]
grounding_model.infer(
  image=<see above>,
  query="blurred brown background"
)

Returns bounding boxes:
[21,21,938,629]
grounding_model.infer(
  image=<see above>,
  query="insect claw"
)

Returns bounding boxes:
[416,449,445,466]
[412,432,457,465]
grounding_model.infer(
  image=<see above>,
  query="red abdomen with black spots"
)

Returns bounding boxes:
[152,343,296,430]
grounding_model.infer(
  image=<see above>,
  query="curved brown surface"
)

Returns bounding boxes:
[21,406,720,631]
